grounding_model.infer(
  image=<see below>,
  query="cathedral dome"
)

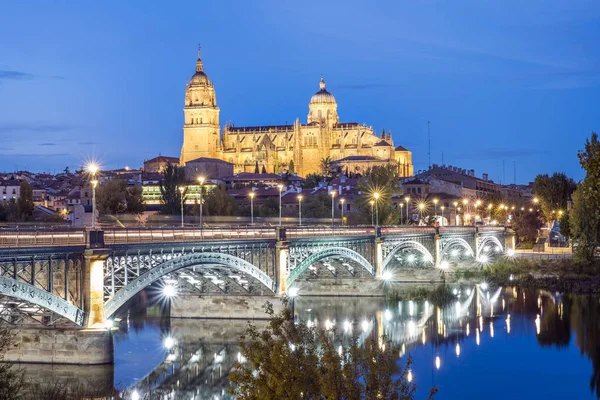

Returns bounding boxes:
[190,70,209,85]
[310,77,336,104]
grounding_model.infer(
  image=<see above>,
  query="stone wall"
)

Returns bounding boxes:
[4,328,113,364]
[170,295,284,319]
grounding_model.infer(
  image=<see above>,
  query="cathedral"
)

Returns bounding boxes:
[180,48,414,178]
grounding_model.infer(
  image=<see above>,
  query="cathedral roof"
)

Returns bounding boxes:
[190,46,210,86]
[395,145,409,151]
[374,140,392,147]
[309,77,336,104]
[334,156,380,162]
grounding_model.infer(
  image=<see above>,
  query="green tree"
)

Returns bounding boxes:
[125,185,145,214]
[204,184,237,216]
[96,179,127,215]
[570,132,600,262]
[511,210,543,244]
[259,197,279,217]
[320,156,333,178]
[303,191,331,218]
[289,159,296,175]
[352,164,402,225]
[63,166,70,174]
[304,173,324,189]
[533,173,576,220]
[228,301,435,400]
[160,163,187,215]
[16,180,34,221]
[559,212,571,239]
[0,328,24,400]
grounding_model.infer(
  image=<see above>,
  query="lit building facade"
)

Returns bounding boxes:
[180,48,414,178]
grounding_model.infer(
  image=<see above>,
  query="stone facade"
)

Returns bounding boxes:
[180,47,414,178]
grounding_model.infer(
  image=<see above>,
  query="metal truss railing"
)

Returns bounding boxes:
[0,228,86,248]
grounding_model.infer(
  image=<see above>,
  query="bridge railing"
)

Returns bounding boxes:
[380,226,436,236]
[438,226,477,234]
[103,227,277,244]
[0,228,86,248]
[478,226,506,233]
[286,226,376,238]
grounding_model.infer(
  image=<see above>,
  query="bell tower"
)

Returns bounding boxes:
[180,46,221,164]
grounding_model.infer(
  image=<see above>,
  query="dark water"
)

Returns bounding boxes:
[21,286,600,399]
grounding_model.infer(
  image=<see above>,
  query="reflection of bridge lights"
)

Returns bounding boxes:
[435,355,441,370]
[455,301,461,316]
[452,288,458,295]
[490,321,494,338]
[164,336,176,350]
[288,287,299,298]
[104,319,113,329]
[466,323,470,336]
[495,246,502,253]
[506,249,515,257]
[290,344,296,351]
[214,352,224,363]
[384,309,392,321]
[409,301,414,316]
[407,320,416,336]
[476,328,480,346]
[466,288,471,296]
[455,343,461,357]
[166,353,177,362]
[506,314,511,334]
[131,390,140,400]
[535,314,541,335]
[163,285,177,297]
[451,249,459,257]
[382,270,392,281]
[407,254,416,263]
[237,352,246,363]
[483,246,490,252]
[325,319,333,330]
[477,255,489,264]
[480,282,488,290]
[407,369,413,382]
[344,320,352,333]
[307,320,313,328]
[362,320,369,332]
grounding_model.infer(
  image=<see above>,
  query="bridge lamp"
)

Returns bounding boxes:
[178,186,186,228]
[297,195,303,226]
[340,198,345,226]
[197,176,205,228]
[362,320,369,332]
[382,270,392,281]
[440,205,445,226]
[370,200,375,226]
[404,196,410,223]
[506,249,515,257]
[330,190,336,227]
[163,285,177,297]
[131,390,140,400]
[495,246,502,253]
[406,254,416,263]
[373,192,380,227]
[451,249,459,257]
[478,255,489,264]
[103,319,114,329]
[278,184,284,226]
[440,260,450,270]
[288,287,299,298]
[249,192,255,226]
[164,336,176,350]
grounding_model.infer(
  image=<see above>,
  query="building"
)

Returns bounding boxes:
[143,156,180,173]
[184,157,234,180]
[179,47,414,178]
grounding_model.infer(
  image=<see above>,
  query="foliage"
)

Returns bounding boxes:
[302,191,331,219]
[96,179,127,215]
[0,328,24,400]
[304,173,324,189]
[352,164,402,225]
[570,132,600,263]
[125,185,145,214]
[228,301,435,400]
[533,172,576,220]
[511,210,542,243]
[16,180,34,221]
[160,163,187,215]
[559,212,571,239]
[289,159,296,175]
[204,184,237,216]
[259,197,279,217]
[319,157,334,178]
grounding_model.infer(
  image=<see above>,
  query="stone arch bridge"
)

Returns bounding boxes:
[0,225,512,329]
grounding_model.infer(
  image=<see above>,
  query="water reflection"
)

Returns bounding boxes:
[16,286,600,399]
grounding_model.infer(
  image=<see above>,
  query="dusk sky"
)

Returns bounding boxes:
[1,1,598,183]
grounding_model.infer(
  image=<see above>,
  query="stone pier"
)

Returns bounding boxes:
[170,295,285,319]
[4,327,113,365]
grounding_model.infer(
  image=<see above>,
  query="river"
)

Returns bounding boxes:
[19,284,600,399]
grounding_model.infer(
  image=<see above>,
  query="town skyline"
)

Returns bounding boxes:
[1,1,599,182]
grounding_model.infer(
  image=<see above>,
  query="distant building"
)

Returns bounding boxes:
[0,179,21,202]
[184,157,233,180]
[143,156,180,173]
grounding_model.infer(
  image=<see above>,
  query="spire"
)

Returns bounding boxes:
[319,75,326,91]
[196,44,204,73]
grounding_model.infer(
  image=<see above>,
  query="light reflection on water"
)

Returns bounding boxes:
[18,286,600,399]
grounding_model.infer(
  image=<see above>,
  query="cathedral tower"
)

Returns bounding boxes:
[180,46,221,164]
[307,77,339,127]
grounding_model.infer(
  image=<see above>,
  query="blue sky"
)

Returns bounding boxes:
[0,1,598,182]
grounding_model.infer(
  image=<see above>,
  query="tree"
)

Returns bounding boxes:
[160,163,187,215]
[0,328,24,399]
[228,301,435,400]
[351,164,402,225]
[511,210,543,244]
[559,212,571,239]
[254,161,259,174]
[570,132,600,262]
[16,180,34,221]
[289,159,296,175]
[533,173,576,221]
[302,192,331,218]
[304,173,324,189]
[96,179,127,215]
[63,166,70,175]
[125,185,145,214]
[320,157,333,178]
[204,184,237,216]
[259,197,279,217]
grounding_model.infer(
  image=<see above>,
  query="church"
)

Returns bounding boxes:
[179,48,414,178]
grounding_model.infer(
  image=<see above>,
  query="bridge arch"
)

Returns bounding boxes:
[0,276,85,326]
[441,238,475,258]
[382,241,434,270]
[104,252,275,318]
[478,236,503,255]
[287,247,374,286]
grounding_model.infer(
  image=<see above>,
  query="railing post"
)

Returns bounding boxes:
[474,226,480,259]
[434,226,441,267]
[276,227,289,295]
[374,227,383,277]
[83,250,109,329]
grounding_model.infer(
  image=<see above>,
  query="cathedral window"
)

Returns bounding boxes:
[200,117,203,124]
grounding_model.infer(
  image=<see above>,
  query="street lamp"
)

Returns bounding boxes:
[488,203,493,223]
[249,192,255,225]
[404,196,410,224]
[340,198,345,226]
[197,176,205,228]
[463,199,469,213]
[330,191,336,227]
[370,200,375,226]
[373,192,380,227]
[418,202,425,223]
[178,186,185,227]
[453,201,458,226]
[433,198,439,220]
[298,195,303,226]
[399,203,404,224]
[440,205,445,226]
[86,163,99,229]
[278,184,284,226]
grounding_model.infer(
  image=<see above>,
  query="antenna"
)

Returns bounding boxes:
[513,161,516,184]
[427,121,431,169]
[502,160,505,184]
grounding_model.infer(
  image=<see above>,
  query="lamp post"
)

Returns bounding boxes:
[179,186,185,228]
[86,163,99,229]
[400,203,404,224]
[433,198,439,221]
[453,202,458,226]
[249,192,255,225]
[374,192,380,228]
[418,203,425,224]
[404,196,410,224]
[370,200,375,226]
[298,195,303,226]
[440,205,445,226]
[197,176,205,228]
[278,184,284,226]
[330,191,336,227]
[340,198,345,226]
